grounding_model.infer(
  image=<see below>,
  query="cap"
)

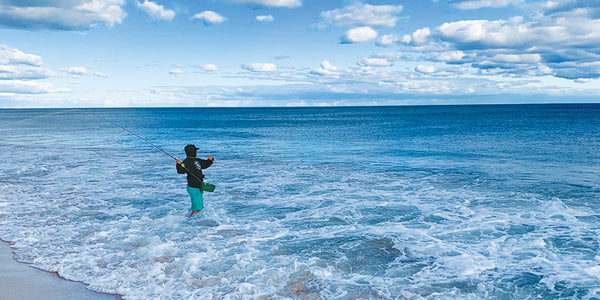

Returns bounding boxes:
[185,144,198,156]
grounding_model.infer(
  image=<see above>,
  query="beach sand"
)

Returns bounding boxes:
[0,241,119,300]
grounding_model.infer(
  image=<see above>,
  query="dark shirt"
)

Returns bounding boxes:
[176,157,213,188]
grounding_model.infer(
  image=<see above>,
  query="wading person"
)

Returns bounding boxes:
[176,145,214,216]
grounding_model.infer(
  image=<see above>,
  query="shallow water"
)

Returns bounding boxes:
[1,105,599,299]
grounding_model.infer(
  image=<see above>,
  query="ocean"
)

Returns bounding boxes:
[0,105,599,299]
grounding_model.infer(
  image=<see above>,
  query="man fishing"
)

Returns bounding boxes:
[176,145,214,216]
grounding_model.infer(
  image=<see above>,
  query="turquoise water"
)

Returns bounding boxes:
[1,105,599,299]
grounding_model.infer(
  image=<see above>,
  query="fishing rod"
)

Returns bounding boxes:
[6,108,213,191]
[8,108,208,184]
[81,110,177,160]
[79,109,210,186]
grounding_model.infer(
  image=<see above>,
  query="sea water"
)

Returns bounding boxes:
[0,105,599,299]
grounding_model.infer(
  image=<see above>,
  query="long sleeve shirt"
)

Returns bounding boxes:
[176,157,213,188]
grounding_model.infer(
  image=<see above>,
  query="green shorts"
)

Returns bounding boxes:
[187,186,204,212]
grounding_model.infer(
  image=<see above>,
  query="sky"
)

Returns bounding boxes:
[0,0,599,107]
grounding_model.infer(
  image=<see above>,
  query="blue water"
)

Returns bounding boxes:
[0,105,599,299]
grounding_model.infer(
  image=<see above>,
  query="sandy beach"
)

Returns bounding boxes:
[0,241,119,300]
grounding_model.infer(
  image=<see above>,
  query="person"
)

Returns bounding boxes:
[176,144,214,216]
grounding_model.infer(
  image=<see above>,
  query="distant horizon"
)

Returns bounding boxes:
[2,102,599,111]
[1,1,599,108]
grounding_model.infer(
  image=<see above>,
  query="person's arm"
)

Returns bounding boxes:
[176,159,186,174]
[200,156,214,169]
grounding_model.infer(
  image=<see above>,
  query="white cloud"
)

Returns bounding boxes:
[256,15,274,22]
[492,53,541,64]
[0,45,55,95]
[225,0,301,8]
[60,67,109,77]
[402,27,431,46]
[242,63,277,72]
[416,65,435,74]
[376,34,401,47]
[340,26,378,44]
[65,67,88,75]
[432,51,467,63]
[311,61,341,76]
[137,0,175,21]
[196,64,218,72]
[0,65,54,80]
[0,80,54,94]
[361,57,392,67]
[0,45,43,66]
[456,0,525,10]
[319,3,403,28]
[373,52,405,61]
[391,3,600,81]
[435,15,599,50]
[0,0,126,31]
[437,19,533,49]
[169,69,184,75]
[192,11,226,25]
[574,78,591,83]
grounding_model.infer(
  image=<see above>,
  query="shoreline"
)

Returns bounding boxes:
[0,240,120,300]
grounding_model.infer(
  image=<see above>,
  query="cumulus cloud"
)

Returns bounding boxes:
[256,15,274,22]
[192,11,226,25]
[492,53,541,64]
[437,18,534,49]
[361,57,392,67]
[242,63,277,72]
[542,0,600,15]
[60,66,109,77]
[0,0,126,31]
[311,61,341,76]
[437,14,598,51]
[454,0,525,10]
[0,80,54,94]
[416,65,436,74]
[0,45,43,66]
[574,78,592,84]
[414,64,467,77]
[376,34,401,47]
[195,64,218,72]
[431,51,467,63]
[400,4,600,80]
[137,0,175,21]
[0,65,54,80]
[0,45,55,94]
[401,27,431,46]
[64,67,88,75]
[340,26,378,44]
[319,3,403,28]
[372,52,405,61]
[225,0,301,8]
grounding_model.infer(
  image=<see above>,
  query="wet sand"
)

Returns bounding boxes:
[0,241,119,300]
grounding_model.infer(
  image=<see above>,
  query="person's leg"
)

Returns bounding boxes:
[187,186,204,216]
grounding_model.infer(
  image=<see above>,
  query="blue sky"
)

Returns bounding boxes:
[0,0,599,107]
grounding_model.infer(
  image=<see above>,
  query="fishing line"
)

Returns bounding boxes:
[81,110,177,160]
[6,108,208,184]
[4,108,81,126]
[7,109,176,161]
[79,109,208,185]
